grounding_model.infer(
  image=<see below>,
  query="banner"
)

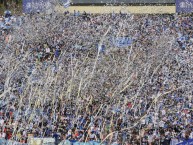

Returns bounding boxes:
[59,140,107,145]
[112,37,133,48]
[177,139,193,145]
[23,0,52,13]
[176,0,193,13]
[28,137,55,145]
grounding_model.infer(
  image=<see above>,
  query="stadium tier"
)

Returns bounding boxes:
[1,0,193,145]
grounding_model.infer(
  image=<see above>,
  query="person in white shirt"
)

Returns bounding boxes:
[46,47,50,54]
[148,134,154,144]
[189,131,193,139]
[0,132,6,138]
[161,109,166,116]
[0,118,4,126]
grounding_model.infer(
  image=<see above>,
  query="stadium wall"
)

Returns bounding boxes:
[55,5,176,14]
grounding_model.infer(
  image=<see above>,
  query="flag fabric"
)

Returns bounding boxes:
[176,0,193,13]
[23,0,52,13]
[98,44,105,53]
[63,0,71,8]
[177,139,193,145]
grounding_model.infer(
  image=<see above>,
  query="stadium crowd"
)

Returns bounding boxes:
[0,10,193,145]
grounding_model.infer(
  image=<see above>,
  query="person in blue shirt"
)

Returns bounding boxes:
[53,131,60,145]
[54,47,61,59]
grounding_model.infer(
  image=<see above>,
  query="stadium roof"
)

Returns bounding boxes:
[72,0,175,4]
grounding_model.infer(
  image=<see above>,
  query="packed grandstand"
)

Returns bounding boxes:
[0,0,193,145]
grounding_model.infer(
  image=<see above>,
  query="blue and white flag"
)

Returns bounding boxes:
[170,138,180,145]
[97,44,105,53]
[176,0,193,13]
[63,0,71,8]
[4,10,11,15]
[23,0,51,13]
[177,139,193,145]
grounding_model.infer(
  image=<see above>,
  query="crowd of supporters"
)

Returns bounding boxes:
[0,10,193,145]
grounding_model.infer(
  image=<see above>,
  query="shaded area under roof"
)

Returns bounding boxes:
[71,0,175,4]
